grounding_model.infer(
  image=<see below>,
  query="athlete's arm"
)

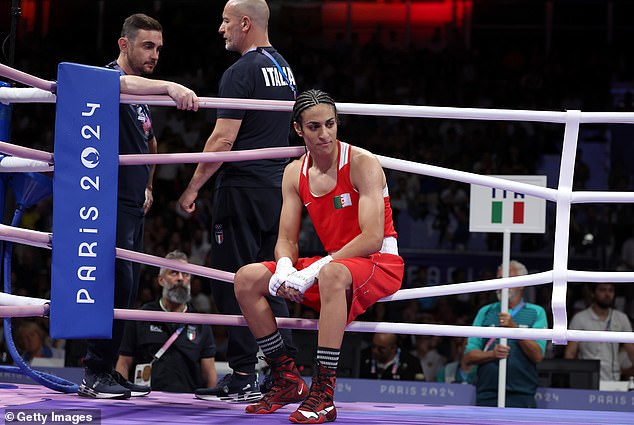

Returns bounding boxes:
[179,118,242,213]
[274,160,305,302]
[274,160,303,263]
[331,149,385,260]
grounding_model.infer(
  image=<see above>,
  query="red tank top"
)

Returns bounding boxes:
[298,141,397,254]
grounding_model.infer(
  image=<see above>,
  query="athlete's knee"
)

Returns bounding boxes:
[233,265,254,298]
[317,263,350,293]
[234,263,269,299]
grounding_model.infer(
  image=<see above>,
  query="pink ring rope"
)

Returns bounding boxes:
[0,141,54,163]
[0,224,234,282]
[0,140,303,166]
[0,63,56,92]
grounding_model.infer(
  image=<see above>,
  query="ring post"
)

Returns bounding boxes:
[50,63,119,339]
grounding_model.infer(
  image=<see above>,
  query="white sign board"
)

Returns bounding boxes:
[469,175,547,234]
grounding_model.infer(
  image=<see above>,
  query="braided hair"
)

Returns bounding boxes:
[292,89,337,126]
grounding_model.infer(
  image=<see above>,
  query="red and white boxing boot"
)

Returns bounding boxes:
[289,362,337,424]
[245,354,308,414]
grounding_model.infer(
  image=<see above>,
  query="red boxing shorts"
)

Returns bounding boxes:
[262,252,404,324]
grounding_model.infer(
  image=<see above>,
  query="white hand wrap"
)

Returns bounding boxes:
[285,255,333,295]
[268,257,296,297]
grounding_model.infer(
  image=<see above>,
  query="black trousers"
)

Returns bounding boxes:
[210,186,297,374]
[84,206,144,373]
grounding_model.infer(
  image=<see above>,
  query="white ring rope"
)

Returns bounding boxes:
[0,155,52,172]
[1,63,634,346]
[2,302,634,344]
[5,86,634,124]
[0,87,56,104]
[0,292,48,306]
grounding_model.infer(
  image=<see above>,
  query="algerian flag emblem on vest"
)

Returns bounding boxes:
[334,193,352,209]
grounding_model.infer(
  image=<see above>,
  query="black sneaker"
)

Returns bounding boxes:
[77,369,131,399]
[112,370,151,397]
[195,373,261,403]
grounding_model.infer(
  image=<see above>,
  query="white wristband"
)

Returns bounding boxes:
[310,255,333,271]
[268,257,295,297]
[285,255,333,294]
[277,257,293,270]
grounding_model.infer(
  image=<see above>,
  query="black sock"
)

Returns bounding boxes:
[316,346,340,371]
[256,330,285,359]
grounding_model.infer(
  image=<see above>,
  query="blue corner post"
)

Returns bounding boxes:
[0,79,77,392]
[50,63,119,339]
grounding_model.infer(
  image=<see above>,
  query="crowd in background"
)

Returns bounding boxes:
[2,2,634,386]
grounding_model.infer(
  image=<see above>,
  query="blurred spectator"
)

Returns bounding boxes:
[411,334,446,382]
[0,322,8,364]
[619,340,634,380]
[569,205,611,256]
[564,283,634,381]
[359,333,424,381]
[409,266,438,312]
[190,276,213,314]
[388,176,410,224]
[16,320,65,366]
[399,300,421,324]
[189,228,212,266]
[572,147,591,190]
[437,337,476,384]
[619,233,634,271]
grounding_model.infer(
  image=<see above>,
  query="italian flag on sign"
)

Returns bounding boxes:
[491,201,525,224]
[334,193,352,209]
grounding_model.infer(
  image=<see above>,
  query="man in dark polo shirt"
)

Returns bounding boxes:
[178,0,297,402]
[78,13,198,399]
[116,251,217,393]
